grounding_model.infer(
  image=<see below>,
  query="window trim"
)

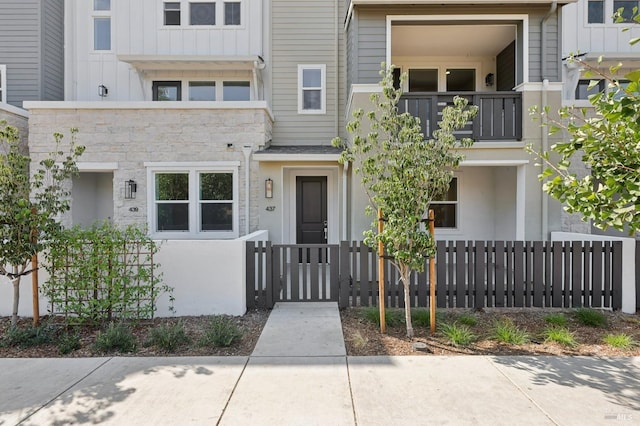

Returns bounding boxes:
[146,162,240,239]
[188,1,216,26]
[429,177,459,230]
[0,65,6,103]
[152,81,182,101]
[161,0,243,28]
[92,1,112,52]
[163,2,181,26]
[297,64,326,114]
[586,0,640,25]
[224,1,242,26]
[152,79,251,101]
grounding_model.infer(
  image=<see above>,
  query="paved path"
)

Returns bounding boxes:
[1,302,640,425]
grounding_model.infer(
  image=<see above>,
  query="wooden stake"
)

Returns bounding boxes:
[429,209,436,334]
[378,208,386,334]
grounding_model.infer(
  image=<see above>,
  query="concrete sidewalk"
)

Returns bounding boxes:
[1,302,640,425]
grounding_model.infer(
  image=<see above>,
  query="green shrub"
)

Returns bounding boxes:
[1,323,55,349]
[439,322,476,347]
[360,307,405,327]
[603,333,637,350]
[574,308,607,327]
[58,332,82,355]
[94,322,137,353]
[199,316,242,348]
[542,326,576,347]
[544,313,567,327]
[491,319,528,345]
[43,222,172,325]
[411,309,445,327]
[146,321,190,352]
[457,313,478,327]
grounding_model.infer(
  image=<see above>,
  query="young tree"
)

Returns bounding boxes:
[0,121,84,326]
[332,66,478,337]
[529,58,640,235]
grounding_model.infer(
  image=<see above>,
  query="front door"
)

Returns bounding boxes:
[296,176,327,244]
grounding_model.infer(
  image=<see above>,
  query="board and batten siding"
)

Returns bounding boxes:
[271,0,346,145]
[67,0,265,101]
[346,5,563,89]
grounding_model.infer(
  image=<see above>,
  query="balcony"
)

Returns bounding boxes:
[397,92,522,142]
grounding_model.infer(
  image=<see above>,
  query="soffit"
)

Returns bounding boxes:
[117,55,264,72]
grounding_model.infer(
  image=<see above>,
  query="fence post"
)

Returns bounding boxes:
[246,241,255,309]
[339,241,350,309]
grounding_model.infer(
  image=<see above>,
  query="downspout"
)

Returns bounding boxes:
[242,145,253,235]
[540,1,557,240]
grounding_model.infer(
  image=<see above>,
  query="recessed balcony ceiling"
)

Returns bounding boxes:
[391,25,516,58]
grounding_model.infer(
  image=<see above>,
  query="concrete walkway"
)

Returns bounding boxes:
[1,302,639,425]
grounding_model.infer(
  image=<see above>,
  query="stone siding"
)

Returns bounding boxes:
[27,107,273,235]
[0,106,28,149]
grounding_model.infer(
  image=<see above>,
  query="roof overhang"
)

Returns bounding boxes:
[254,145,342,162]
[117,55,265,72]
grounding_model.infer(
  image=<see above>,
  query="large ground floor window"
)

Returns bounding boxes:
[147,163,239,238]
[430,177,458,229]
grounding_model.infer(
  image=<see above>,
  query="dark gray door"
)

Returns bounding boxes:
[296,176,327,244]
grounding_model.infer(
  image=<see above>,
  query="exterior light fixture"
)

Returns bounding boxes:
[125,179,137,199]
[98,84,109,97]
[265,178,273,198]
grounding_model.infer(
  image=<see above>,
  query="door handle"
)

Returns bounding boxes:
[323,221,328,240]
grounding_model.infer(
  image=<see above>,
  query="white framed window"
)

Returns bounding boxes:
[587,0,639,24]
[298,64,326,114]
[0,65,6,103]
[92,0,111,51]
[162,0,242,27]
[147,163,239,239]
[152,79,250,101]
[430,177,458,229]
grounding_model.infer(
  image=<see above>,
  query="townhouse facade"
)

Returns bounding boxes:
[19,0,635,246]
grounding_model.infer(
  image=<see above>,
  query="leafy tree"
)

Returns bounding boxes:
[0,121,84,325]
[529,54,640,235]
[332,66,478,337]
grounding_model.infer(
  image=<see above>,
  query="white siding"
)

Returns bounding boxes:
[65,0,266,101]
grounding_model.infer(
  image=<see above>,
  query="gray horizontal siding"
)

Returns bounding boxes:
[0,0,41,106]
[349,5,563,86]
[42,0,64,101]
[271,0,345,145]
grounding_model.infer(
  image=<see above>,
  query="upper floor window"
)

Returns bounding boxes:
[163,1,242,26]
[153,79,250,101]
[588,0,639,23]
[224,2,241,25]
[149,165,239,238]
[164,2,181,25]
[298,65,326,114]
[588,0,605,23]
[93,0,111,51]
[190,2,216,25]
[575,79,606,100]
[0,65,6,103]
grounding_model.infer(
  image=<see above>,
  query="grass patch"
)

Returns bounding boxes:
[360,307,405,327]
[1,323,55,349]
[574,308,607,328]
[350,331,369,350]
[491,319,529,345]
[457,313,478,327]
[199,316,242,348]
[94,322,137,353]
[439,322,476,347]
[542,326,576,347]
[57,332,82,355]
[146,321,190,352]
[543,313,567,327]
[603,333,637,350]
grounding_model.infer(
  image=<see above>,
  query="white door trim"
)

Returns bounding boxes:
[282,166,340,244]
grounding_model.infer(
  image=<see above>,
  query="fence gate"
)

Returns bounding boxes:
[246,242,339,308]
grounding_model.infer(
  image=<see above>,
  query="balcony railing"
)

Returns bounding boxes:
[398,92,522,142]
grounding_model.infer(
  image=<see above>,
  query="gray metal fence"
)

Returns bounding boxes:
[246,240,624,310]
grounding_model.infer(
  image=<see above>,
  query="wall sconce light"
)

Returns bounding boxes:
[485,73,495,87]
[265,178,273,198]
[98,84,109,97]
[125,179,137,200]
